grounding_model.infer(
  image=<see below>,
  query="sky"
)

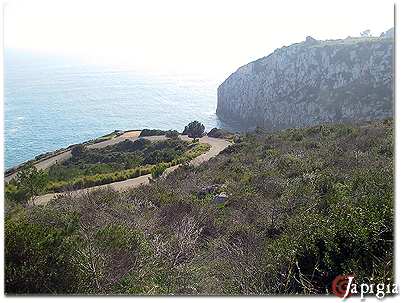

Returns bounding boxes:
[4,0,395,78]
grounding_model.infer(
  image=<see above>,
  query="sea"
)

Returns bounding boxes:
[4,50,235,169]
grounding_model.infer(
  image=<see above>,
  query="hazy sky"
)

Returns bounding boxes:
[4,0,395,77]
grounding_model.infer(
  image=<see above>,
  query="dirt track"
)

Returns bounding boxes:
[33,135,231,205]
[4,131,142,183]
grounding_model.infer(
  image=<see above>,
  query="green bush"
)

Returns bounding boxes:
[5,209,81,294]
[5,164,48,204]
[139,129,166,137]
[151,163,169,178]
[182,121,205,138]
[71,144,86,158]
[166,130,180,139]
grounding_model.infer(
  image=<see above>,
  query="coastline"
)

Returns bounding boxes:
[4,129,142,182]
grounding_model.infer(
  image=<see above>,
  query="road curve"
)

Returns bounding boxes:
[33,135,231,205]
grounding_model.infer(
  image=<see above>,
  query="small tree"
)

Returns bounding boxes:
[71,144,86,158]
[16,163,48,204]
[183,121,205,139]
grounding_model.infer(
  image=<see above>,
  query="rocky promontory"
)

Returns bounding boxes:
[217,30,394,130]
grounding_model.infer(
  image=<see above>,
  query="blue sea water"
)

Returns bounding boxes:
[4,50,229,169]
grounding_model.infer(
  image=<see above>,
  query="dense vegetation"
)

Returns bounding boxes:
[139,129,167,137]
[5,137,210,196]
[5,165,48,203]
[5,131,122,176]
[5,120,393,294]
[50,138,188,180]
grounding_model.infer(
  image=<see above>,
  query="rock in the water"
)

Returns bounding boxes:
[217,31,394,130]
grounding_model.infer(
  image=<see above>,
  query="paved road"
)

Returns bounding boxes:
[33,135,231,205]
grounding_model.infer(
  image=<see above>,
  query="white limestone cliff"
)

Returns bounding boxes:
[217,31,394,130]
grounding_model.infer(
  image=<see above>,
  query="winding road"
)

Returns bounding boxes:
[31,134,231,205]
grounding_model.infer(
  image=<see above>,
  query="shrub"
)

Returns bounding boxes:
[151,163,169,178]
[5,210,81,294]
[114,138,151,152]
[8,164,49,204]
[166,130,180,139]
[139,129,166,137]
[71,144,86,158]
[182,121,205,138]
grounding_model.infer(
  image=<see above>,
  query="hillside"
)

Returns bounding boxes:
[217,31,394,130]
[5,119,393,294]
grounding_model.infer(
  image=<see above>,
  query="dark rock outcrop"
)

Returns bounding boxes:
[213,192,228,205]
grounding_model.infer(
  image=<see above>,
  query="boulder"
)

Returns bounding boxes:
[208,128,227,138]
[197,184,220,198]
[213,192,228,204]
[233,134,241,143]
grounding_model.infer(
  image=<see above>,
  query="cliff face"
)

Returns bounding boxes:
[217,33,394,130]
